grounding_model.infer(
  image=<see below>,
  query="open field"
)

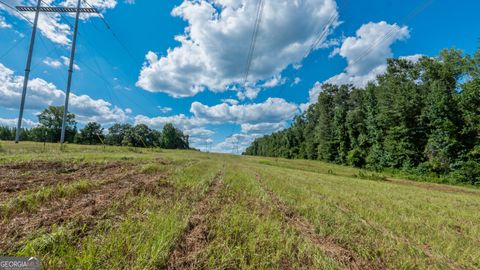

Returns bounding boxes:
[0,142,479,269]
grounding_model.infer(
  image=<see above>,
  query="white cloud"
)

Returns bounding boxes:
[0,117,37,128]
[292,77,301,86]
[43,58,62,68]
[0,15,12,28]
[134,114,205,131]
[157,106,173,114]
[43,56,80,70]
[0,62,128,124]
[301,22,421,112]
[191,97,298,125]
[400,54,424,63]
[137,0,339,98]
[221,99,239,105]
[241,122,286,134]
[185,127,214,138]
[262,75,286,88]
[327,21,410,87]
[136,97,300,153]
[61,0,117,10]
[211,133,260,154]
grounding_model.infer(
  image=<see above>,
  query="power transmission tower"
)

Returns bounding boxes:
[14,0,98,144]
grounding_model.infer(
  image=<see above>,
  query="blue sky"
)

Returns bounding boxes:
[0,0,479,152]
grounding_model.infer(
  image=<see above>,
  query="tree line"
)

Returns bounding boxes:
[245,48,480,185]
[0,106,190,149]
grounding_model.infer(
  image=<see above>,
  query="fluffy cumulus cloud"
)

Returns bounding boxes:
[0,0,119,45]
[327,21,410,87]
[211,133,259,154]
[137,97,298,135]
[0,117,37,128]
[137,0,339,98]
[0,62,128,124]
[240,122,286,134]
[191,97,298,124]
[135,97,300,152]
[134,114,205,132]
[300,22,422,112]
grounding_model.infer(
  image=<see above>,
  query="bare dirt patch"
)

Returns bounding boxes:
[0,161,173,252]
[386,178,479,196]
[0,161,135,201]
[255,174,382,270]
[167,170,224,270]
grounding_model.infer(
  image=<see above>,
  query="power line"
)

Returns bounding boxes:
[40,0,162,119]
[303,12,338,60]
[0,0,34,24]
[83,0,138,64]
[0,35,27,60]
[243,0,265,87]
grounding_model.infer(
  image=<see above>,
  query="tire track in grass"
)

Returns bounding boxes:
[167,167,225,270]
[254,174,382,270]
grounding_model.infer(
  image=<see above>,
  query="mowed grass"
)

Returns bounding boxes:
[1,141,479,269]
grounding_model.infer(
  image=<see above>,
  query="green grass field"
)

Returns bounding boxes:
[0,142,479,269]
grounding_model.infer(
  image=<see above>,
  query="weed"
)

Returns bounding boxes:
[141,163,166,174]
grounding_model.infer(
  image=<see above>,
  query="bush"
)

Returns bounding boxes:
[450,160,480,185]
[347,147,366,168]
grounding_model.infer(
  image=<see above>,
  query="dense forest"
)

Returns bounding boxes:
[245,49,480,185]
[0,106,190,149]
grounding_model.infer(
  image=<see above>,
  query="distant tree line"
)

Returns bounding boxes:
[245,49,480,185]
[0,106,190,149]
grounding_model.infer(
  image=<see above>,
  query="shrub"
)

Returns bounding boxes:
[450,160,480,185]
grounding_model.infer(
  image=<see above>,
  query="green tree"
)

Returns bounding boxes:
[315,84,337,161]
[105,124,132,146]
[75,122,105,145]
[37,106,77,143]
[122,124,157,148]
[161,123,189,149]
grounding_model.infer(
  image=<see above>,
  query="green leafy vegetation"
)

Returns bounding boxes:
[245,48,480,185]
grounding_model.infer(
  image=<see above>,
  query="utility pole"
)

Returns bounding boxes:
[14,1,98,144]
[60,0,82,144]
[15,0,41,143]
